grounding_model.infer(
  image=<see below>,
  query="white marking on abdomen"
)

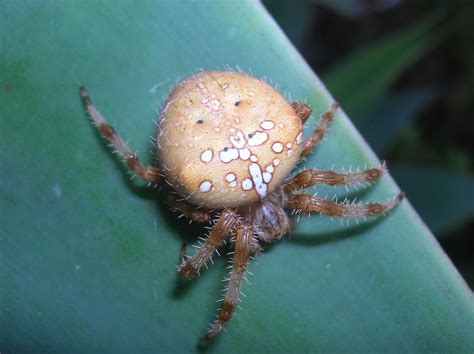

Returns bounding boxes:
[199,181,212,192]
[239,148,251,160]
[200,149,213,162]
[263,172,272,183]
[260,120,275,130]
[220,148,239,163]
[272,142,283,153]
[248,131,268,146]
[225,173,236,182]
[242,178,253,190]
[230,131,245,148]
[249,163,267,198]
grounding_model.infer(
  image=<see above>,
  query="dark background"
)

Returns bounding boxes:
[263,0,474,288]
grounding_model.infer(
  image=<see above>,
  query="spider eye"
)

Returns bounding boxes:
[234,101,241,106]
[196,119,204,124]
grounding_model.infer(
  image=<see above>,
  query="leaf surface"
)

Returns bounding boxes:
[1,1,473,352]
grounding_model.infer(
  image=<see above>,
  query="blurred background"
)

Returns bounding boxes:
[263,0,473,288]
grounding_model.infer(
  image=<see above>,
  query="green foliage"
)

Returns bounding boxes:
[323,12,443,119]
[317,8,473,238]
[359,88,437,154]
[1,1,473,352]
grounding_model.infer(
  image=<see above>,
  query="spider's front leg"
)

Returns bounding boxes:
[203,223,254,341]
[291,102,312,124]
[178,209,239,279]
[300,102,339,157]
[286,191,404,218]
[79,87,161,184]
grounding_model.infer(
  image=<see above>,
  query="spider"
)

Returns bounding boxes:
[79,71,404,341]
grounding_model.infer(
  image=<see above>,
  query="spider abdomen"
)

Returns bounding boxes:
[156,71,303,209]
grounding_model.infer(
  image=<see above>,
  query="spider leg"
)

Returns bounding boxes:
[285,162,387,192]
[300,102,339,157]
[291,102,312,124]
[178,209,239,279]
[286,191,404,217]
[168,194,213,223]
[79,86,161,184]
[203,224,254,341]
[178,241,189,268]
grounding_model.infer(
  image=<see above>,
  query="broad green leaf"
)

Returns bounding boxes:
[1,1,473,353]
[323,12,443,120]
[391,166,474,236]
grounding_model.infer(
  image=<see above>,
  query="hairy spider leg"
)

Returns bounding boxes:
[300,102,339,157]
[291,102,312,124]
[203,224,254,341]
[179,209,239,279]
[168,194,213,223]
[286,191,404,217]
[79,86,161,184]
[285,162,387,192]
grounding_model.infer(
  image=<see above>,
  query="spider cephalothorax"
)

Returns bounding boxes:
[80,71,404,340]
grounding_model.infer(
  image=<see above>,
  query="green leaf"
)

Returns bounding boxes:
[391,166,474,236]
[323,12,443,120]
[1,1,473,353]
